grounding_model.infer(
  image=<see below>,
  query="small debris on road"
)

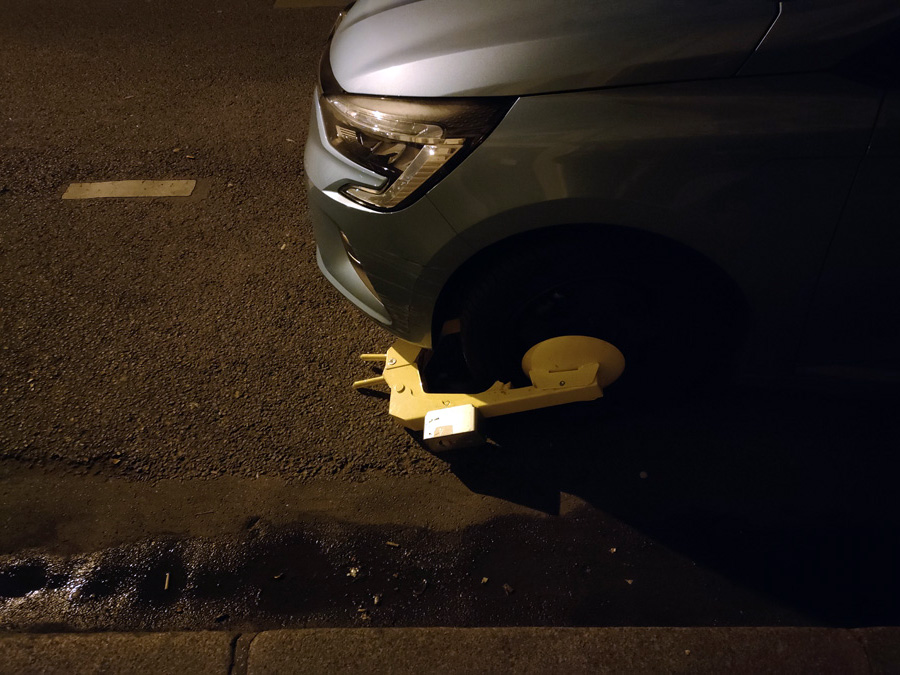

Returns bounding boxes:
[502,583,514,595]
[347,566,360,578]
[385,541,400,548]
[413,578,428,596]
[481,577,489,585]
[625,579,634,585]
[164,572,170,590]
[609,547,617,554]
[373,594,381,606]
[639,471,648,479]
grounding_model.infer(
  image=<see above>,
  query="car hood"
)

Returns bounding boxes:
[329,0,778,97]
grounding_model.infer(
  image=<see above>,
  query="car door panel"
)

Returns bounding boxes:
[800,92,900,375]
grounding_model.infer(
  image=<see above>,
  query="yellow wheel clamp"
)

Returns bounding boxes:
[353,335,625,450]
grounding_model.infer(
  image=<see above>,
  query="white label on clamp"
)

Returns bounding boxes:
[423,404,483,451]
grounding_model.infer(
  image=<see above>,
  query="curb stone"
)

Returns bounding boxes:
[1,627,898,674]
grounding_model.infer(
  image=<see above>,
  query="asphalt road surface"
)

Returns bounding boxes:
[2,0,899,632]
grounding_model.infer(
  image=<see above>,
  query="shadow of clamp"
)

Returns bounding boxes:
[353,336,626,437]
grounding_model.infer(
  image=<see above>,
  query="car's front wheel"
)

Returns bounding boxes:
[456,229,746,400]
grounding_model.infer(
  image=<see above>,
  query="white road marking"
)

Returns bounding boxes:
[274,0,346,7]
[62,180,196,200]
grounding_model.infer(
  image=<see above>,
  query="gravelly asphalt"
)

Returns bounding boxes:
[1,0,447,481]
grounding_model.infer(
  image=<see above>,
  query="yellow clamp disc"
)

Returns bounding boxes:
[521,336,626,389]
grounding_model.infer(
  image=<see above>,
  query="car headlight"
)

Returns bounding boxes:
[319,91,511,211]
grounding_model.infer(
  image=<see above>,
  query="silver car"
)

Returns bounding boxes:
[305,0,900,394]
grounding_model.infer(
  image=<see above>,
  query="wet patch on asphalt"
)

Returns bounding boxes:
[2,500,893,633]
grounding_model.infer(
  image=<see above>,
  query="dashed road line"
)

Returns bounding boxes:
[62,180,196,200]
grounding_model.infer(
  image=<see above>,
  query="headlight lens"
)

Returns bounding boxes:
[319,91,511,211]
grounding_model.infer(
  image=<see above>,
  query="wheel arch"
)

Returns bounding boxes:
[431,220,752,345]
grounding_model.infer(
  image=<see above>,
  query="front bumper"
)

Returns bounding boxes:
[310,189,392,327]
[305,96,473,347]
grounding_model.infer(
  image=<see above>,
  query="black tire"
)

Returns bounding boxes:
[458,230,746,399]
